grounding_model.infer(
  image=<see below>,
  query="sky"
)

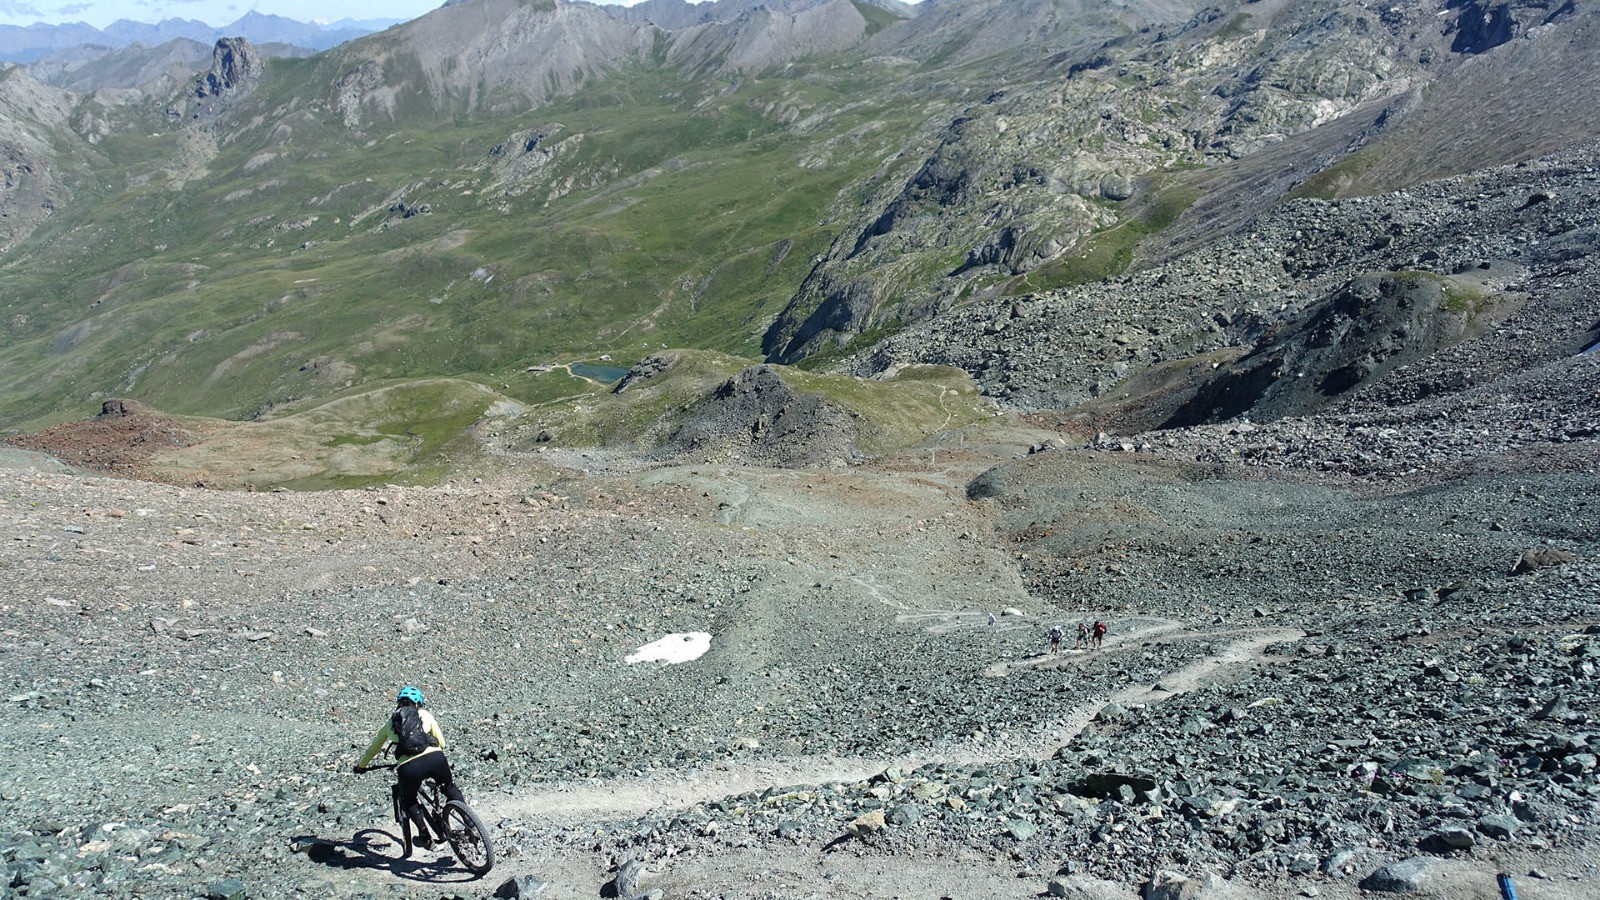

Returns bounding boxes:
[0,0,654,30]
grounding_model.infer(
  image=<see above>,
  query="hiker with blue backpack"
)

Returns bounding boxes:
[353,686,464,849]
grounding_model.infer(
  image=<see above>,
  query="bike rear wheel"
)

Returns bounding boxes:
[441,800,495,875]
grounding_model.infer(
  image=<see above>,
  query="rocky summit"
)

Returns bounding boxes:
[0,0,1596,898]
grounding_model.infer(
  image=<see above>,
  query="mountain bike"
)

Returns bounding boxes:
[362,758,496,876]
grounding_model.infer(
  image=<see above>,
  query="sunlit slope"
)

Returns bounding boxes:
[497,349,991,458]
[110,353,988,487]
[0,48,948,429]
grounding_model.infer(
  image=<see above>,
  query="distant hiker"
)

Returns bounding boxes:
[987,612,996,626]
[1048,624,1064,654]
[1092,620,1108,650]
[1073,622,1090,650]
[353,686,463,851]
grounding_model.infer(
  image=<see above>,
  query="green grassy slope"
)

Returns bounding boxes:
[502,349,990,456]
[0,49,948,430]
[147,378,507,489]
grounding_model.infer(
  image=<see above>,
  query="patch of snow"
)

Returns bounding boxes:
[626,632,711,664]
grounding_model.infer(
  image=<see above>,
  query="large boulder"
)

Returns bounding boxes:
[1511,547,1576,574]
[196,37,262,99]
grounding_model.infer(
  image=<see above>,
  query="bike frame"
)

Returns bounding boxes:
[366,753,495,875]
[390,779,451,849]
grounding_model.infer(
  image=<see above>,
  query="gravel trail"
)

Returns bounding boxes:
[483,623,1300,826]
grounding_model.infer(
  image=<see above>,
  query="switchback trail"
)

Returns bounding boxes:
[480,623,1304,827]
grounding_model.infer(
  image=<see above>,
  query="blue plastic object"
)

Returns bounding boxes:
[1498,872,1518,900]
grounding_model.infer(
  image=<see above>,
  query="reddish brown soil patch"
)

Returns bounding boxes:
[4,399,224,482]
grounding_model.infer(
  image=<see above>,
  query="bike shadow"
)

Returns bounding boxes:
[292,829,486,883]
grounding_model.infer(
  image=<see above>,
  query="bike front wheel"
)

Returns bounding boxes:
[441,800,495,875]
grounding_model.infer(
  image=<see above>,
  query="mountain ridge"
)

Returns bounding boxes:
[0,11,401,63]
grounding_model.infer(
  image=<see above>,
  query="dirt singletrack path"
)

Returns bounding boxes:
[480,623,1304,827]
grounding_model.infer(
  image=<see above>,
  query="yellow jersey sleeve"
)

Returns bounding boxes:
[355,720,394,769]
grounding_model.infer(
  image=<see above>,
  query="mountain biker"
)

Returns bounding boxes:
[353,686,464,850]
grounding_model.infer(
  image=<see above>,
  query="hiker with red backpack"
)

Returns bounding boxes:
[353,686,464,850]
[1091,620,1108,649]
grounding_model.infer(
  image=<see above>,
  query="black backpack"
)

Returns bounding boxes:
[391,705,434,757]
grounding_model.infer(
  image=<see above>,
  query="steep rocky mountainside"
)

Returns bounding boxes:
[0,67,80,251]
[849,140,1599,432]
[764,0,1597,363]
[1,395,1595,900]
[325,0,656,124]
[617,0,917,30]
[861,0,1201,66]
[324,0,907,125]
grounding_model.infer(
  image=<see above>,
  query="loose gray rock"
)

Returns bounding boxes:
[1142,869,1201,900]
[888,803,921,826]
[1359,858,1439,893]
[1479,814,1520,840]
[496,875,550,898]
[205,879,248,900]
[614,857,646,897]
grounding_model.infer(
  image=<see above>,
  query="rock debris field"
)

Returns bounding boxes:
[1,421,1597,900]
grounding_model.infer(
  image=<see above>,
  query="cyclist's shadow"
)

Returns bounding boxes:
[291,829,485,883]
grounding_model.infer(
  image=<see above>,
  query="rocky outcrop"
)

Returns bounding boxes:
[3,397,209,478]
[1447,0,1578,55]
[0,141,53,247]
[194,37,263,99]
[1163,270,1515,427]
[660,365,862,467]
[30,37,312,94]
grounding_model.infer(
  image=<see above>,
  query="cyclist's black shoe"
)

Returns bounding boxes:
[415,834,435,850]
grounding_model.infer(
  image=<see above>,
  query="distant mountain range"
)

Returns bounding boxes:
[0,12,403,62]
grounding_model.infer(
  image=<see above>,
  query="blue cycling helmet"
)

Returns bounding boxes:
[396,686,425,706]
